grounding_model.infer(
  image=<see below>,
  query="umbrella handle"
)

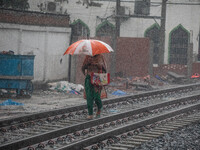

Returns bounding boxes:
[102,55,107,73]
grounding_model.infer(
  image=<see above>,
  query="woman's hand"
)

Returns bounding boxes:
[85,69,88,75]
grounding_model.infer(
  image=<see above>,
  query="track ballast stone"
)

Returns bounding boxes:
[135,122,200,150]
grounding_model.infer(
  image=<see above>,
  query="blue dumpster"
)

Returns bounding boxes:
[0,54,35,97]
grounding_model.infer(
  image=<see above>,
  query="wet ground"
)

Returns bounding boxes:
[0,86,143,120]
[0,90,85,120]
[0,79,197,120]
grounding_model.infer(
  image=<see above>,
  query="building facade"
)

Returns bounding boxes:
[28,0,200,65]
[1,0,199,83]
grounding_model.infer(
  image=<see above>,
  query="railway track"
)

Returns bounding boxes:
[85,110,200,150]
[1,83,199,128]
[0,83,200,150]
[20,95,200,150]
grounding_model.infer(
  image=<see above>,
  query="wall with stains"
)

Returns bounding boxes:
[116,37,150,77]
[0,9,71,82]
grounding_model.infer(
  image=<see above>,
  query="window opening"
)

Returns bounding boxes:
[70,19,90,43]
[134,0,150,16]
[96,21,115,37]
[145,23,160,64]
[169,25,189,65]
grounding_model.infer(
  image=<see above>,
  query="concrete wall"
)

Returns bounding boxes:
[0,23,71,82]
[0,8,71,83]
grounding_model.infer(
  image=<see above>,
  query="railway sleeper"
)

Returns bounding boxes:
[128,138,149,142]
[121,140,142,146]
[19,131,39,135]
[28,128,49,132]
[159,126,180,130]
[165,123,187,127]
[143,131,164,136]
[139,133,160,138]
[176,119,198,123]
[108,146,127,150]
[154,127,177,131]
[111,143,135,149]
[55,122,72,126]
[131,135,153,140]
[151,129,171,133]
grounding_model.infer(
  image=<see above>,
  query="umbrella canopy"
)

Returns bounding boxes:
[64,39,114,56]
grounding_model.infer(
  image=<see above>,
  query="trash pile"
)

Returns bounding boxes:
[47,81,84,95]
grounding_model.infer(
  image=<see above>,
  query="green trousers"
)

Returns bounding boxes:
[85,75,102,115]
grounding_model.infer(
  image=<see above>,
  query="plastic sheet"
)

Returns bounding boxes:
[111,90,126,96]
[0,99,24,106]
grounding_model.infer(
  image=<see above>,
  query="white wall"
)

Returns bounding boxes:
[164,1,200,63]
[28,0,200,64]
[0,23,71,82]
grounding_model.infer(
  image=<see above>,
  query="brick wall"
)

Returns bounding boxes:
[192,62,200,74]
[116,37,150,77]
[74,37,150,84]
[0,8,70,27]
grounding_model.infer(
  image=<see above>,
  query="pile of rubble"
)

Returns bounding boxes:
[106,75,171,96]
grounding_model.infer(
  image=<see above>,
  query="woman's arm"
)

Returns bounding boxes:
[101,55,107,73]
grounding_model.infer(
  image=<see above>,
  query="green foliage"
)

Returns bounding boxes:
[0,0,30,10]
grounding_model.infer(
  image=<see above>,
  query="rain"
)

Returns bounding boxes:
[0,0,200,150]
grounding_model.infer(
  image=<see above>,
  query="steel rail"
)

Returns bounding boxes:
[0,83,199,127]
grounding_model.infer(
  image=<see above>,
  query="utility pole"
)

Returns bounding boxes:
[187,30,193,80]
[187,43,193,80]
[158,0,167,65]
[111,0,120,77]
[116,0,120,37]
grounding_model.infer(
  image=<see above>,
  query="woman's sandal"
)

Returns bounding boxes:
[86,115,93,120]
[96,110,101,118]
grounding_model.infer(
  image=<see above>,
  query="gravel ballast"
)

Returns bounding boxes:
[135,122,200,150]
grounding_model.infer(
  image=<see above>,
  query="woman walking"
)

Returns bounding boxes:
[82,54,107,119]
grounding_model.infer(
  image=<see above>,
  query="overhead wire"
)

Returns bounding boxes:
[93,0,200,5]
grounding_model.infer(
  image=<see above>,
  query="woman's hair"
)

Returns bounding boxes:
[93,54,100,57]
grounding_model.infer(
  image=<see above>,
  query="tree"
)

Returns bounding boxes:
[0,0,29,10]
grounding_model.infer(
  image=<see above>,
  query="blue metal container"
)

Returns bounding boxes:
[0,54,35,97]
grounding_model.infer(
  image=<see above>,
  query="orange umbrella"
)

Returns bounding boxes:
[64,39,114,56]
